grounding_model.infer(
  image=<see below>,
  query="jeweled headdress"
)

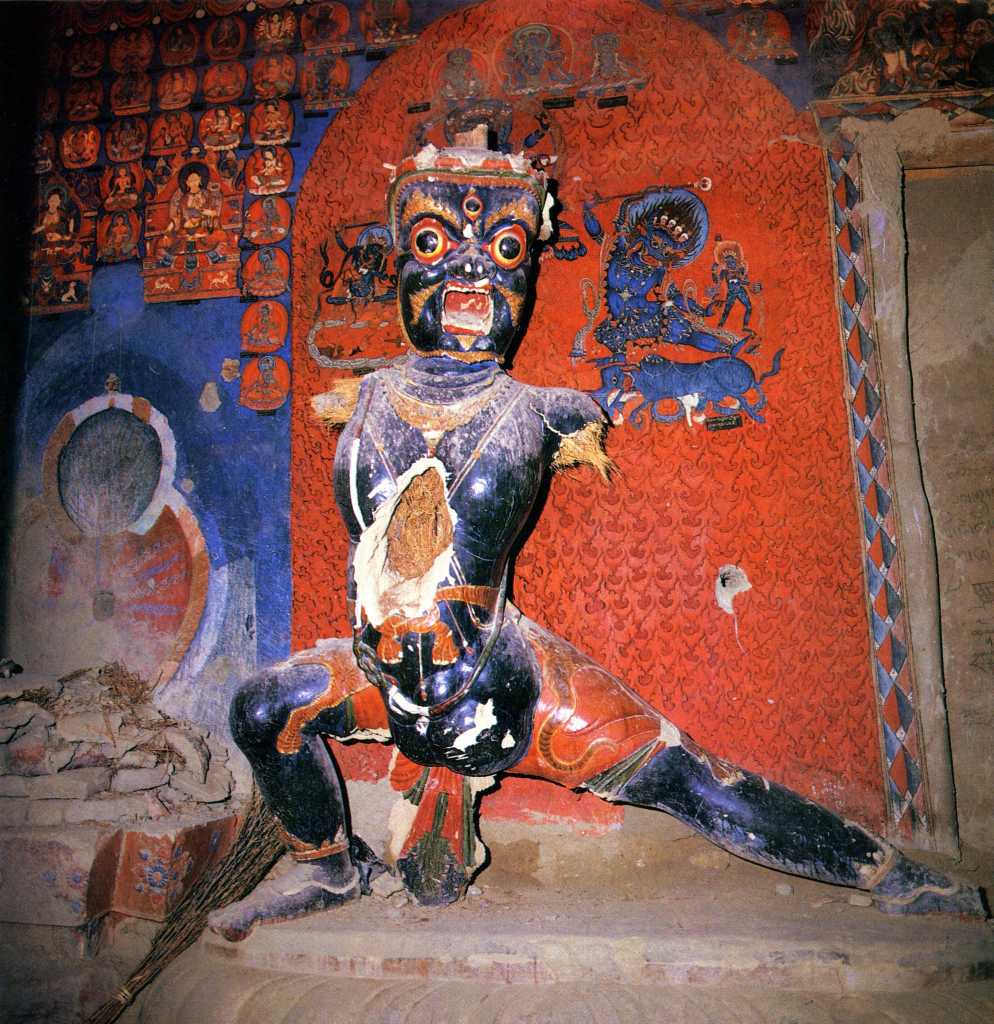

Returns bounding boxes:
[386,126,553,244]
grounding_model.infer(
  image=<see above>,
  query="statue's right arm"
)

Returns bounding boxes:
[311,377,363,426]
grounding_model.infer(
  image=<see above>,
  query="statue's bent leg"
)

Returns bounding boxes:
[509,613,986,918]
[209,640,390,941]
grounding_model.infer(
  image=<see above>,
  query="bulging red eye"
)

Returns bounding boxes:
[411,218,450,265]
[488,224,527,269]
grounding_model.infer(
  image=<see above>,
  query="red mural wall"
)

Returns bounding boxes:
[291,0,886,830]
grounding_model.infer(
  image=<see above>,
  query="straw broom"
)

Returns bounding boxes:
[85,788,284,1024]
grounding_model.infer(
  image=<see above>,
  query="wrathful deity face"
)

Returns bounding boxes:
[392,179,541,361]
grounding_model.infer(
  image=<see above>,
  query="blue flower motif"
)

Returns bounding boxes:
[144,859,172,891]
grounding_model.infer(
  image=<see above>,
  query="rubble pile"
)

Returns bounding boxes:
[0,663,233,827]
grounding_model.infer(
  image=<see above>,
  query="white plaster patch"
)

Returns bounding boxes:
[716,564,751,616]
[464,775,496,868]
[716,563,751,653]
[340,727,391,743]
[412,144,440,170]
[539,190,555,241]
[353,457,457,629]
[659,718,682,747]
[386,791,421,865]
[452,699,497,751]
[678,392,701,427]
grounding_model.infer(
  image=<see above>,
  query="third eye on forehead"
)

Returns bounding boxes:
[401,184,539,241]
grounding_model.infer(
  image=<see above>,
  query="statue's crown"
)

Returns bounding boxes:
[386,124,552,242]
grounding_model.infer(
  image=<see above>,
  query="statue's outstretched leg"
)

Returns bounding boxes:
[614,740,984,916]
[208,641,390,941]
[508,612,986,918]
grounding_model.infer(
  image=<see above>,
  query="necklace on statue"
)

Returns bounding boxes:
[385,374,511,455]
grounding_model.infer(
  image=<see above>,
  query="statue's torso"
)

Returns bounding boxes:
[331,363,595,775]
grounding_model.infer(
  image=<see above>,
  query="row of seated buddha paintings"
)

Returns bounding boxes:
[37,53,352,121]
[30,153,293,311]
[54,5,373,70]
[36,153,286,270]
[42,147,290,234]
[37,103,296,171]
[54,2,416,54]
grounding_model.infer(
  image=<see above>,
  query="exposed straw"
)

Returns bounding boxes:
[311,379,362,427]
[98,662,153,709]
[551,421,615,480]
[84,788,284,1024]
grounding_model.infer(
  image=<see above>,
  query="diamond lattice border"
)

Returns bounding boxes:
[822,131,930,837]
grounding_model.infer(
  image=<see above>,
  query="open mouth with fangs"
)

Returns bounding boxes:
[441,282,494,342]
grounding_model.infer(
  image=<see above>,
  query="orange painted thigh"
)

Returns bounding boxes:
[278,637,390,744]
[509,614,676,791]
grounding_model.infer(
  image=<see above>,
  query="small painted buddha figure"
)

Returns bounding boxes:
[209,130,986,940]
[155,161,227,261]
[32,185,81,265]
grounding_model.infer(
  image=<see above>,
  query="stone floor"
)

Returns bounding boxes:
[120,840,994,1024]
[3,826,992,1023]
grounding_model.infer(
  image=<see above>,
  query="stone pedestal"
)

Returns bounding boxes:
[125,845,994,1024]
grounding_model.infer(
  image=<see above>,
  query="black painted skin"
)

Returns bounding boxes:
[334,178,600,774]
[619,745,881,886]
[231,660,353,851]
[336,361,597,775]
[216,164,986,925]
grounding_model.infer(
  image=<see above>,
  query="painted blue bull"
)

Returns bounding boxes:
[591,349,784,428]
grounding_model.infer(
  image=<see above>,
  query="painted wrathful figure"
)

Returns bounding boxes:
[209,134,985,941]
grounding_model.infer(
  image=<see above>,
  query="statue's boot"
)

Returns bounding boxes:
[208,851,360,943]
[615,741,986,919]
